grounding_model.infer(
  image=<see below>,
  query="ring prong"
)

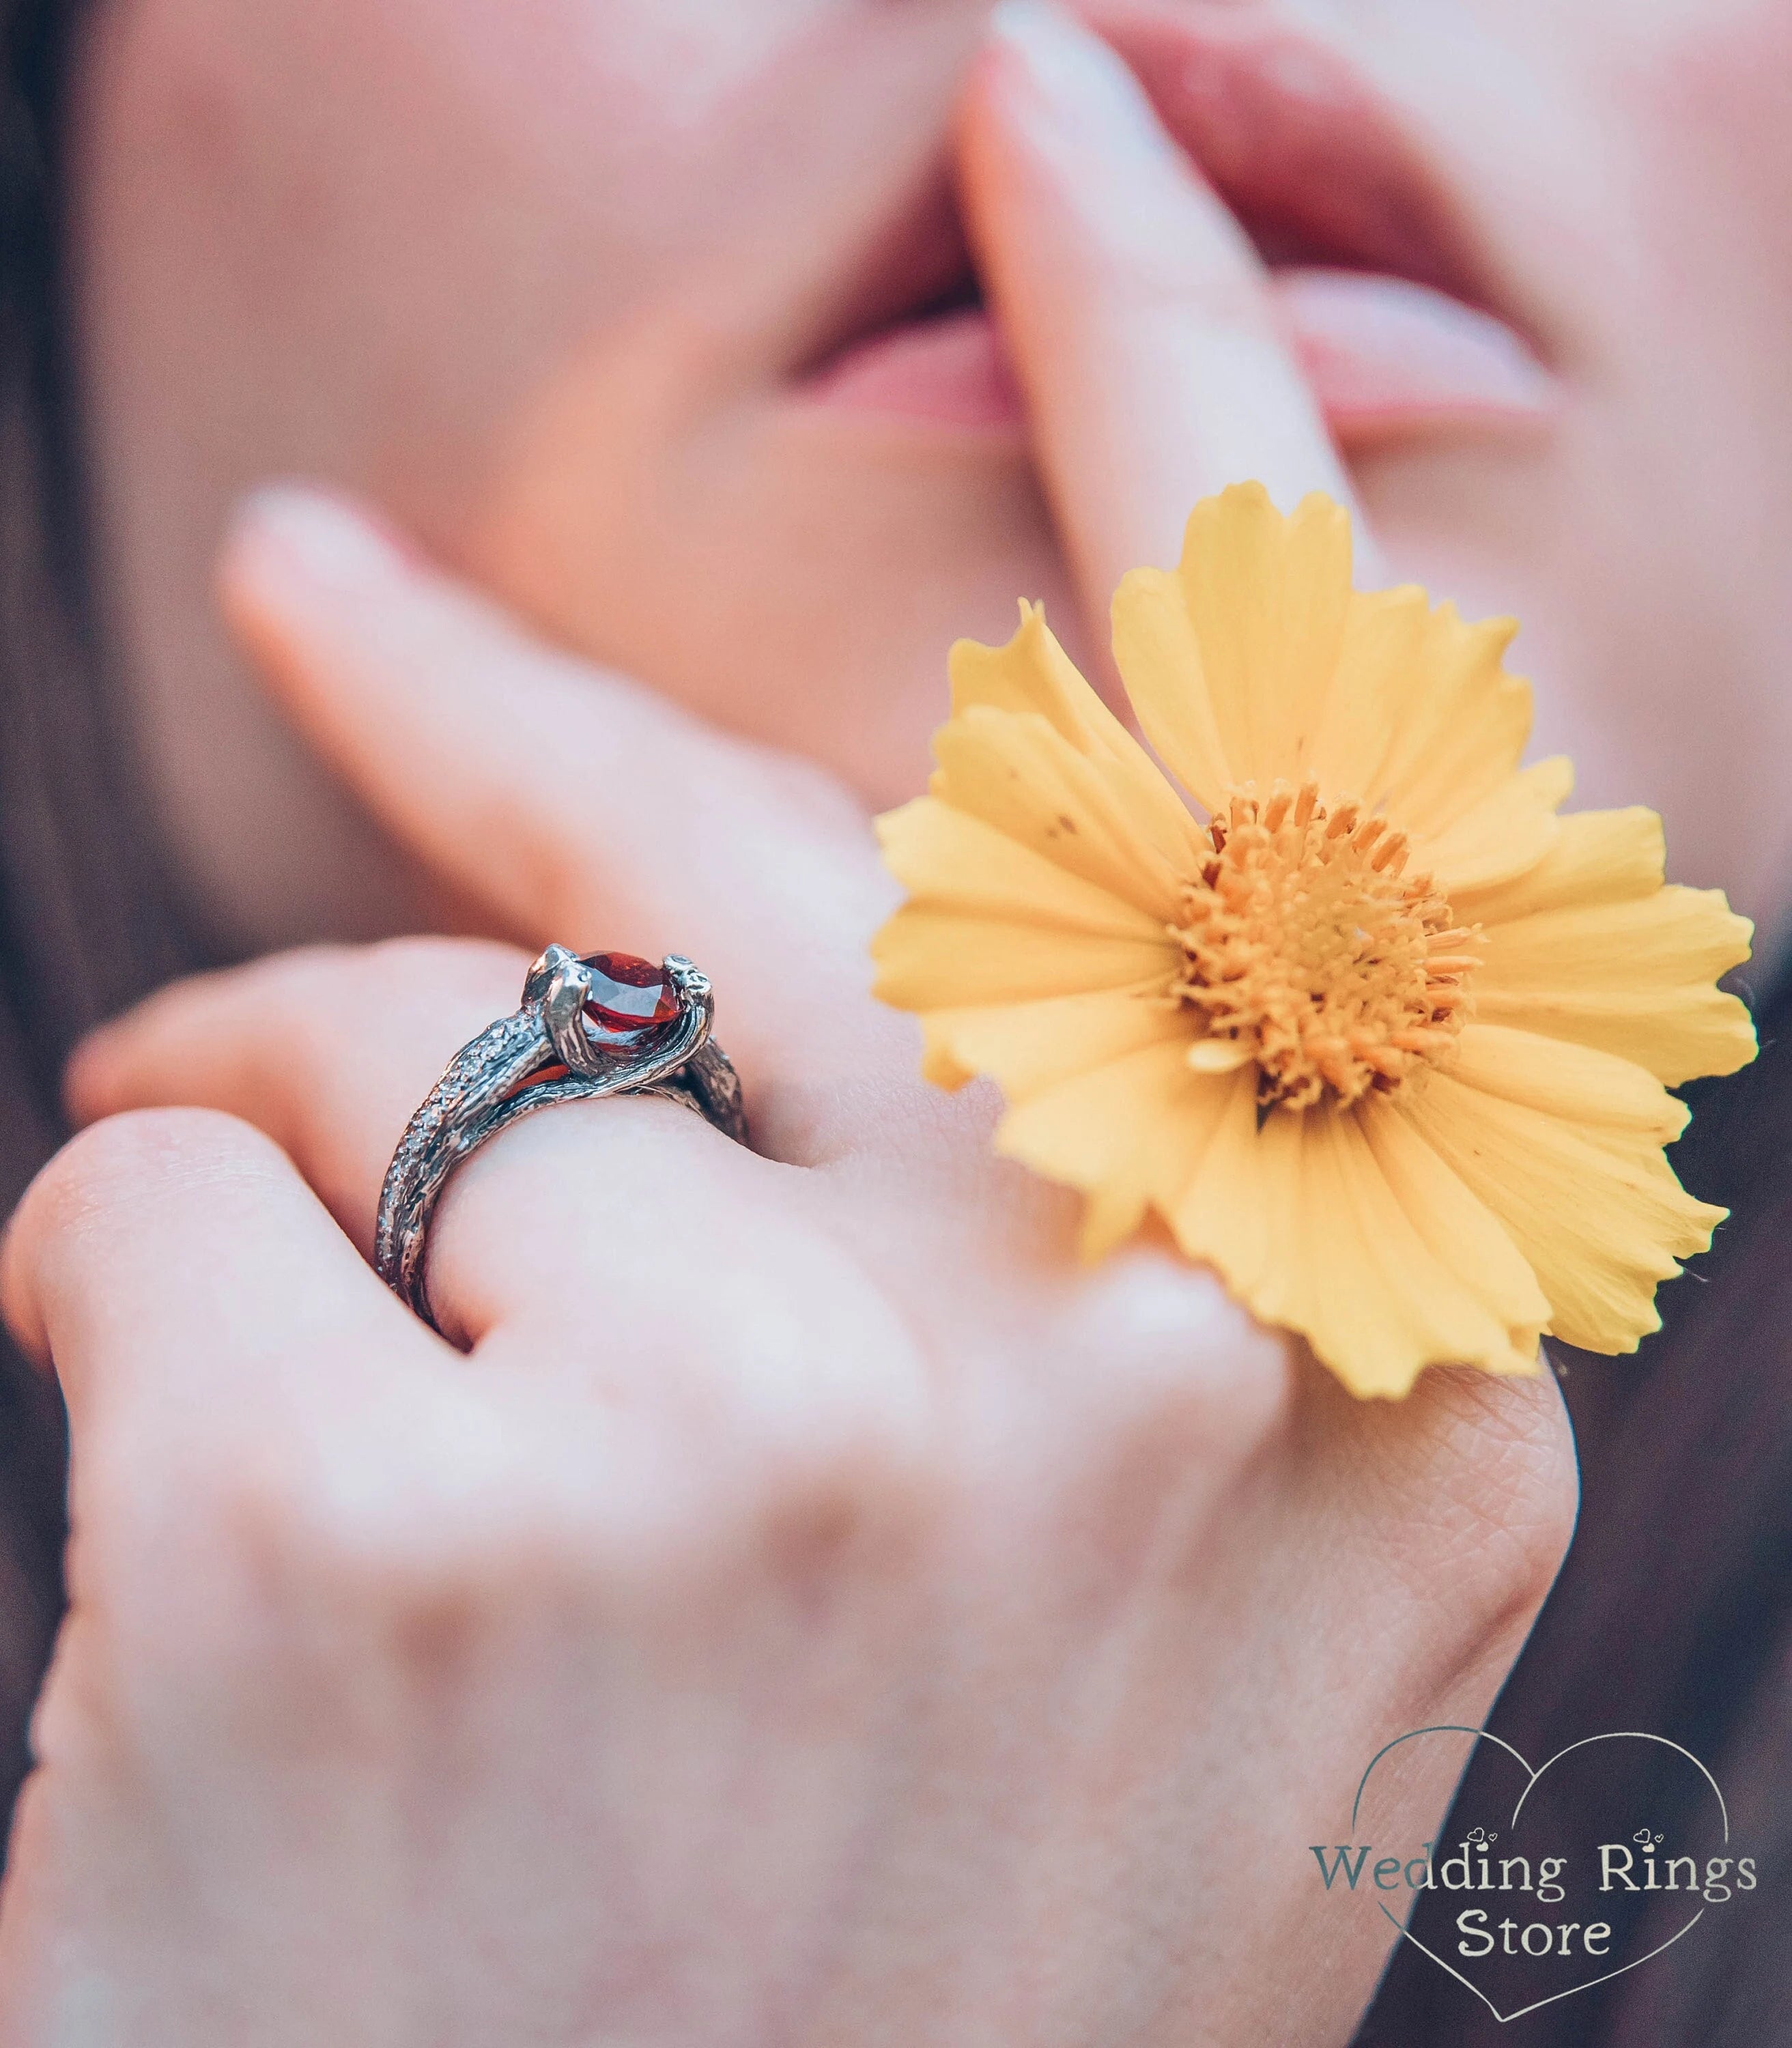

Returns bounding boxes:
[664,954,711,1001]
[524,942,578,1003]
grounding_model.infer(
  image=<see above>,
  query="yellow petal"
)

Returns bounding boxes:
[930,709,1188,921]
[1296,1113,1544,1395]
[920,1035,978,1092]
[1403,1070,1726,1352]
[949,603,1208,872]
[1455,803,1664,924]
[871,487,1759,1401]
[1164,1070,1292,1314]
[920,979,1190,1103]
[1113,484,1353,799]
[1361,603,1533,838]
[1303,582,1430,799]
[1356,1094,1552,1332]
[994,1039,1242,1257]
[1078,1179,1153,1263]
[1473,885,1757,1084]
[1513,754,1577,811]
[1109,565,1234,807]
[875,907,1182,1009]
[1413,757,1571,894]
[875,798,1172,942]
[1171,1100,1541,1396]
[1307,593,1531,831]
[1447,1023,1690,1143]
[950,598,1109,739]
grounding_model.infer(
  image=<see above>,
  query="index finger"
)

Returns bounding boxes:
[217,491,905,1093]
[958,3,1382,634]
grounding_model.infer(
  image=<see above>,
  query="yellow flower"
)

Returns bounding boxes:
[872,484,1757,1398]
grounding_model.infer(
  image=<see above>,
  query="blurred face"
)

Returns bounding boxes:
[74,0,1792,952]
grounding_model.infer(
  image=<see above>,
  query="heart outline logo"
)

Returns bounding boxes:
[1352,1726,1730,2025]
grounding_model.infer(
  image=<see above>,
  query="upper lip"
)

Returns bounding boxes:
[798,3,1514,382]
[1091,2,1499,309]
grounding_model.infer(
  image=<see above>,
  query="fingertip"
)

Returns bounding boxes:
[216,485,438,721]
[61,974,212,1132]
[0,1191,49,1367]
[972,0,1182,180]
[62,1025,122,1130]
[220,483,418,612]
[62,968,253,1133]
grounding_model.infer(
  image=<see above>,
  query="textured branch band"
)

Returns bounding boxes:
[374,945,747,1334]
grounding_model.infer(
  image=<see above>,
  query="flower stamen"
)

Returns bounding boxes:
[1171,779,1477,1112]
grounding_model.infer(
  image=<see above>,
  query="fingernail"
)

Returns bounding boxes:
[231,485,413,593]
[986,0,1176,166]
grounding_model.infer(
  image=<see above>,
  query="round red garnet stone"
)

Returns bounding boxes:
[579,951,680,1040]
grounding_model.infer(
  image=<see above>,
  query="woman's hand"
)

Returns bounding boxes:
[1,472,1571,2044]
[0,13,1576,2041]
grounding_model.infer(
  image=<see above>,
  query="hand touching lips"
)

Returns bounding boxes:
[802,268,1552,443]
[799,2,1555,442]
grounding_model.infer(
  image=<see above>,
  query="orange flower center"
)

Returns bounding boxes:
[1171,780,1477,1113]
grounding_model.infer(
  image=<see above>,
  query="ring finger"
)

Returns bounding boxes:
[65,937,812,1354]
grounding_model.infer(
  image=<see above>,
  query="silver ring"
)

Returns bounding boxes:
[375,943,747,1333]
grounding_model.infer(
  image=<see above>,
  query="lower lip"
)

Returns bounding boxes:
[801,306,1026,431]
[798,274,1552,445]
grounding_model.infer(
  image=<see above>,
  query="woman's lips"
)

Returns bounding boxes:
[1098,5,1487,302]
[797,6,1556,442]
[803,305,1025,430]
[1276,270,1555,443]
[801,275,1552,441]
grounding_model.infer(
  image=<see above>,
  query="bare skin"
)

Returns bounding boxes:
[74,0,1792,956]
[14,0,1780,2032]
[1,483,1571,2042]
[0,20,1586,2040]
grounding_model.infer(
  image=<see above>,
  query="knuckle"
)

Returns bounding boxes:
[140,1414,563,1685]
[30,1105,286,1230]
[678,1391,938,1599]
[72,1411,330,1669]
[81,1407,949,1733]
[1376,1367,1580,1653]
[87,1303,942,1702]
[586,1356,941,1610]
[1065,1254,1297,1483]
[510,1234,944,1597]
[741,1393,938,1579]
[156,1387,928,1675]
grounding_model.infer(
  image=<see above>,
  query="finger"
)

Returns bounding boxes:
[957,1,1384,639]
[63,941,803,1352]
[66,939,532,1257]
[0,1108,813,1662]
[0,1107,441,1437]
[216,487,906,1097]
